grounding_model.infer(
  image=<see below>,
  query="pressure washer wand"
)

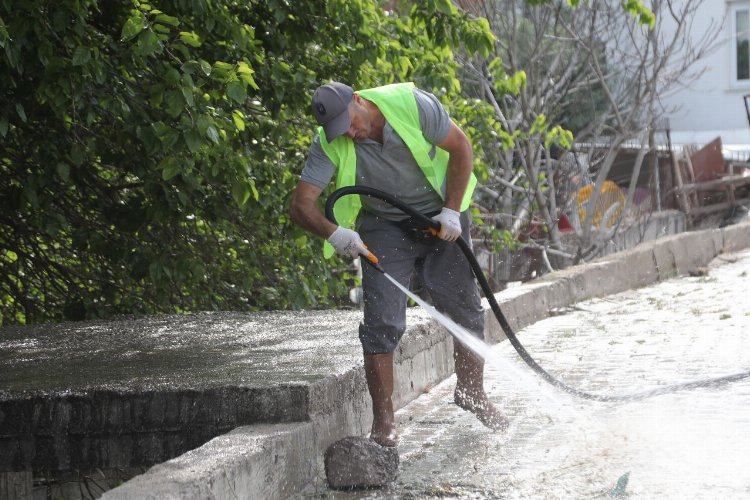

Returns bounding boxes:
[361,251,386,274]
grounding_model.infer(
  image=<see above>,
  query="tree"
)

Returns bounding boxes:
[0,0,493,324]
[452,0,718,277]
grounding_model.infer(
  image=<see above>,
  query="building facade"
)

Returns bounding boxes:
[659,0,750,156]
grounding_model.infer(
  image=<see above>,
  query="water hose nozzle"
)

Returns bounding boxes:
[362,251,386,274]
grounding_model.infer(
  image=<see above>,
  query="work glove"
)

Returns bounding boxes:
[327,226,370,259]
[432,207,462,241]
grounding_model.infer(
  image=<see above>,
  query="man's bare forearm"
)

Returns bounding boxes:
[440,121,474,211]
[289,181,338,239]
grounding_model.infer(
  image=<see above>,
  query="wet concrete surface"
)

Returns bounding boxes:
[1,310,368,471]
[0,302,444,473]
[307,248,750,499]
[0,310,367,393]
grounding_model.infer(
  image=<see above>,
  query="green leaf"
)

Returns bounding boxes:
[232,180,252,207]
[196,115,210,135]
[249,180,259,201]
[214,61,233,71]
[154,13,180,27]
[0,115,8,137]
[161,157,181,180]
[183,129,203,153]
[294,234,308,248]
[199,59,212,76]
[206,125,220,144]
[164,90,184,118]
[181,72,195,89]
[15,103,26,123]
[227,81,246,104]
[56,162,70,181]
[137,30,161,56]
[121,13,145,41]
[177,189,188,206]
[232,109,245,131]
[544,126,573,149]
[179,31,202,47]
[530,114,547,135]
[165,67,181,85]
[236,61,259,90]
[181,86,194,107]
[153,24,171,34]
[70,144,84,165]
[0,16,8,49]
[621,0,655,28]
[434,0,456,14]
[149,262,162,281]
[23,185,38,209]
[4,250,17,263]
[72,46,91,66]
[45,219,61,237]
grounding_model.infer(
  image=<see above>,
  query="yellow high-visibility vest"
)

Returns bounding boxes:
[319,82,476,258]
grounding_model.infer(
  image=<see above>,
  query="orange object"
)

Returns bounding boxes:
[576,181,625,227]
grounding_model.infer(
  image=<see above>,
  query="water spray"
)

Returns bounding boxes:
[325,186,750,402]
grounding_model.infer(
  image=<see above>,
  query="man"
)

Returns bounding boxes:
[289,81,507,447]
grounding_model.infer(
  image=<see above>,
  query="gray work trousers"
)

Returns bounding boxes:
[357,210,485,355]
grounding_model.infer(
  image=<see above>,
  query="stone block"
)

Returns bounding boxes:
[324,436,398,490]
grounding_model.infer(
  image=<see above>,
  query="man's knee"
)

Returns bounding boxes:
[359,323,404,354]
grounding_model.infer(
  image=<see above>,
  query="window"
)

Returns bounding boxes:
[734,5,750,83]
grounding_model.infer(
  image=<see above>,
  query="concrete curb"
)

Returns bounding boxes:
[101,423,317,499]
[104,220,750,499]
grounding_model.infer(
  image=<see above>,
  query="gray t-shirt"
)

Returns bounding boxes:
[301,88,452,221]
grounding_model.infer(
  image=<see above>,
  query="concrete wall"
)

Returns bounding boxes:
[100,219,750,500]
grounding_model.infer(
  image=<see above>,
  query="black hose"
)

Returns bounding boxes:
[325,186,750,402]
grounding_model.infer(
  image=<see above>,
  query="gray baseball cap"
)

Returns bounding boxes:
[311,82,353,140]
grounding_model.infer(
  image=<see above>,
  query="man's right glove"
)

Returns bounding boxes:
[327,226,369,259]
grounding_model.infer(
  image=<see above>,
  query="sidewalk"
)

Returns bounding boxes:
[315,247,750,498]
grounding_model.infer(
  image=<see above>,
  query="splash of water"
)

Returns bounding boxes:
[383,272,581,417]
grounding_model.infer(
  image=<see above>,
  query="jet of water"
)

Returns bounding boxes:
[382,272,581,418]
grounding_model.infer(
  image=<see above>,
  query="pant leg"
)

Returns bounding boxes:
[357,212,419,354]
[420,210,485,338]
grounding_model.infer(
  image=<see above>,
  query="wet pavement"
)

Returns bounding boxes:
[307,248,750,499]
[0,309,367,393]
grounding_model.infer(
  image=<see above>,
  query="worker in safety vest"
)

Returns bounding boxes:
[289,82,508,447]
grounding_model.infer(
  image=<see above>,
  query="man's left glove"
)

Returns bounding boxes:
[432,207,462,241]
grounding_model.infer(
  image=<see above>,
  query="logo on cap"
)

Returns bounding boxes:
[316,103,327,116]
